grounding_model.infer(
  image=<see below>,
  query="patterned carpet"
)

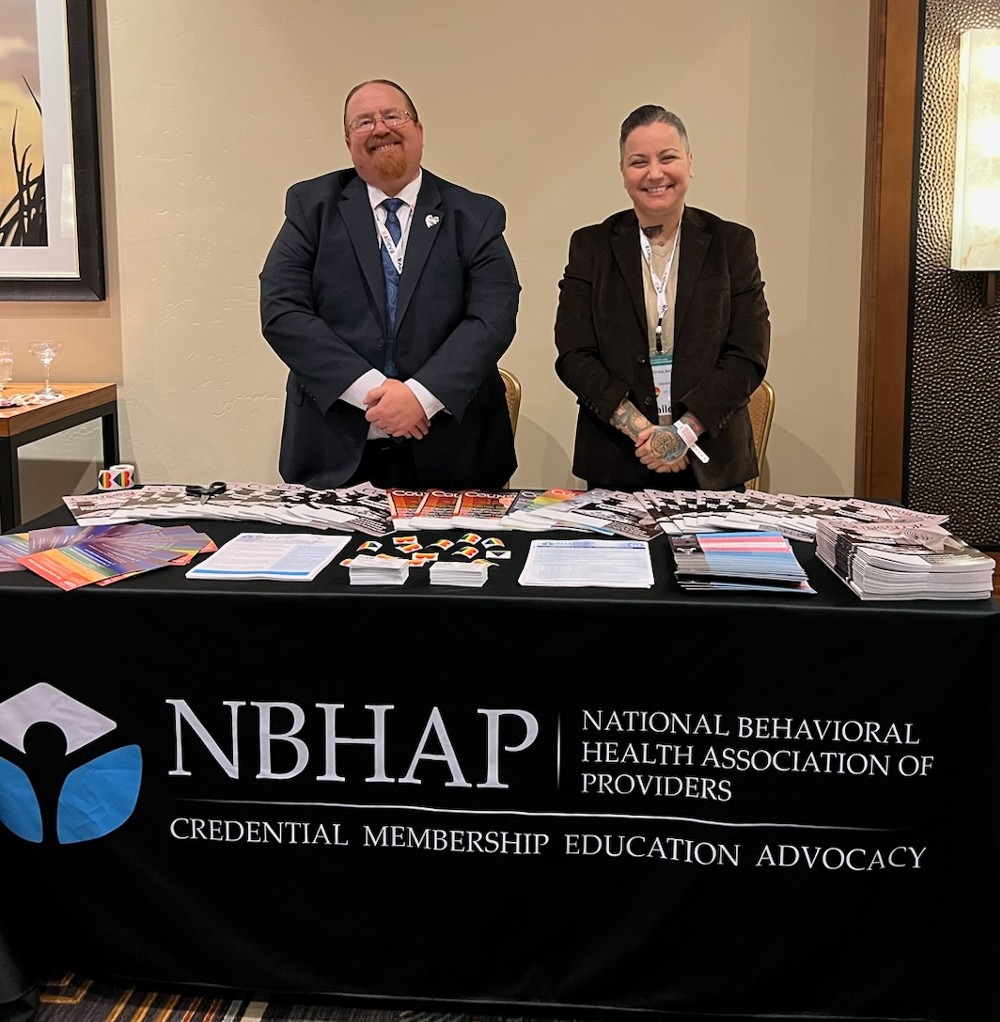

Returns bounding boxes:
[32,974,575,1022]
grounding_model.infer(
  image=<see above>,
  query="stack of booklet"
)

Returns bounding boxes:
[815,518,996,600]
[668,531,815,594]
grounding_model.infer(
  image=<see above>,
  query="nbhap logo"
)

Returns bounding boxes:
[0,682,141,844]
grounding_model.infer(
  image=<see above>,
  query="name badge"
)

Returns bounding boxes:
[651,352,673,420]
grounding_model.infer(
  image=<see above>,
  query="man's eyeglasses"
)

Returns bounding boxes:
[347,109,413,136]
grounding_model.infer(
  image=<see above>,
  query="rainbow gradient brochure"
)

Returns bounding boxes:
[0,533,29,571]
[14,523,213,590]
[185,532,350,582]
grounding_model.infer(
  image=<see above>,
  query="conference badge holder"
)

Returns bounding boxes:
[651,352,673,421]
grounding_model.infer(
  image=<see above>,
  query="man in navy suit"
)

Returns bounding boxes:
[260,80,520,490]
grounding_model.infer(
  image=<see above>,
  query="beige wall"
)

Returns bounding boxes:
[2,0,869,520]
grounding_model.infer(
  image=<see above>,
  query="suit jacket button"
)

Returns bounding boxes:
[638,356,647,364]
[644,397,655,407]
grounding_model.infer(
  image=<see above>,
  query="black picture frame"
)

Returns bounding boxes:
[0,0,105,301]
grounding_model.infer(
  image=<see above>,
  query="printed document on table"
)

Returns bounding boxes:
[518,538,655,588]
[185,532,350,581]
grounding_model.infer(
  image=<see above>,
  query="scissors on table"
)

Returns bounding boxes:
[185,480,227,504]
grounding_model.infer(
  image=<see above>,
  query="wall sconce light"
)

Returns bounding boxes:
[951,28,1000,307]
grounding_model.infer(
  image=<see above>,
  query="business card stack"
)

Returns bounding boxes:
[429,560,491,587]
[347,553,410,586]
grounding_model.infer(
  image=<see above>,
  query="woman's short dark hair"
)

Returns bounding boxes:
[619,105,689,158]
[343,79,419,130]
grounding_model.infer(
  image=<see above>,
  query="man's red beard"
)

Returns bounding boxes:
[371,144,407,183]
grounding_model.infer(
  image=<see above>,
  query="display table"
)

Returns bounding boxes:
[1,506,998,1022]
[0,383,119,532]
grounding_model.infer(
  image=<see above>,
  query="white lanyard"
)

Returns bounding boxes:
[376,208,409,273]
[639,223,680,353]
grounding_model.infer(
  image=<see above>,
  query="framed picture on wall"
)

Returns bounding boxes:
[0,0,105,301]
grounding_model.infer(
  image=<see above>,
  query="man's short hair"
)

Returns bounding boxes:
[343,79,420,131]
[619,105,689,158]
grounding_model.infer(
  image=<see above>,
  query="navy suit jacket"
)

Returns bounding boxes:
[554,205,770,490]
[260,168,520,489]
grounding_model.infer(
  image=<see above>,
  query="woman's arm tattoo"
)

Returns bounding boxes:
[610,399,651,440]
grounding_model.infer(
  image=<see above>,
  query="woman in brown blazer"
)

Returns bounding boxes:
[554,105,771,491]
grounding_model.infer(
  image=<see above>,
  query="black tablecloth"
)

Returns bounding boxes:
[2,506,999,1022]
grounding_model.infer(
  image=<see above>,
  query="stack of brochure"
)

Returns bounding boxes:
[668,531,815,594]
[815,518,995,600]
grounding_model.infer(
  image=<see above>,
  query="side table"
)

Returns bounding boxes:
[0,383,120,532]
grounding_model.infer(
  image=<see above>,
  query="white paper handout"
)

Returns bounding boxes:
[518,538,655,588]
[185,532,350,581]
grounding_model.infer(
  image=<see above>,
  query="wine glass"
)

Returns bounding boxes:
[0,355,12,398]
[28,341,63,398]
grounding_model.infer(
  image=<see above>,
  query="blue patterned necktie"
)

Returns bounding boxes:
[380,197,404,376]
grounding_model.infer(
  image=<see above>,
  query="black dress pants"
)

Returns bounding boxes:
[347,438,420,488]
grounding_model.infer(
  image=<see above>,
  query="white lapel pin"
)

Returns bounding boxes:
[425,214,441,228]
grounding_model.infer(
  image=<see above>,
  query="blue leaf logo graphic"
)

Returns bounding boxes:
[56,744,142,844]
[0,756,43,842]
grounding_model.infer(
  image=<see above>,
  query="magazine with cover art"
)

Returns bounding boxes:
[65,482,310,528]
[450,489,519,530]
[530,488,661,541]
[503,487,589,532]
[84,484,203,521]
[386,488,426,528]
[499,489,553,531]
[327,483,395,536]
[64,489,140,524]
[281,483,394,537]
[634,489,710,535]
[410,489,463,529]
[196,481,310,524]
